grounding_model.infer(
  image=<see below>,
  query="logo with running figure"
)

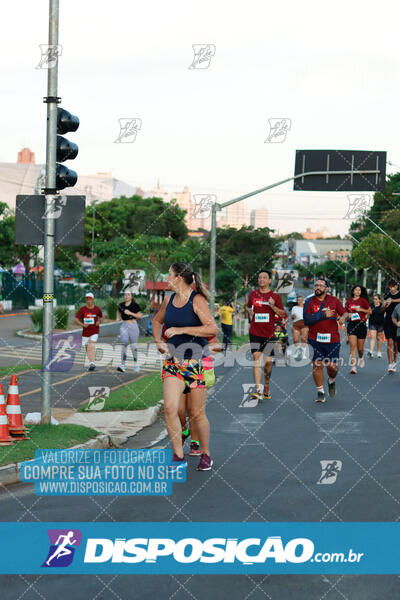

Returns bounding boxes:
[317,460,343,485]
[43,333,81,372]
[188,44,216,69]
[36,44,62,69]
[42,529,82,567]
[114,118,142,143]
[265,118,291,143]
[344,194,372,220]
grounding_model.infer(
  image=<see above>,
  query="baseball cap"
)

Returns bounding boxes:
[85,292,94,298]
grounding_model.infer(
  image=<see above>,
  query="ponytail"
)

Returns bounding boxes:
[193,271,209,300]
[170,262,210,300]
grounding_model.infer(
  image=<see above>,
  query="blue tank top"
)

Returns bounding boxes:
[164,290,208,360]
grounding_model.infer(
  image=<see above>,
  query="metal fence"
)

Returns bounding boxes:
[0,272,110,309]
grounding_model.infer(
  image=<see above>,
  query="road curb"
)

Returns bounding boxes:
[0,400,164,487]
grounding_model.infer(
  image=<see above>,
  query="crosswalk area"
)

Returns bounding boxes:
[0,342,164,373]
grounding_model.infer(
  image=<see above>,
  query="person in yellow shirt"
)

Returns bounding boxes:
[219,301,235,352]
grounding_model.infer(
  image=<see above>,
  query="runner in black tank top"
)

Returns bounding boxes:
[152,262,218,472]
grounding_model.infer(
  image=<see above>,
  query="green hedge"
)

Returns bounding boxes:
[54,306,70,330]
[106,297,119,320]
[30,308,43,333]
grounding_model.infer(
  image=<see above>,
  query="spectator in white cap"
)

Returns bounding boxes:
[75,292,103,371]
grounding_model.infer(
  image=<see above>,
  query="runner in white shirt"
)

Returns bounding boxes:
[291,296,308,357]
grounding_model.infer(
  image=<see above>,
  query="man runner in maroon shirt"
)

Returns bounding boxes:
[246,271,285,401]
[303,278,347,403]
[75,292,103,371]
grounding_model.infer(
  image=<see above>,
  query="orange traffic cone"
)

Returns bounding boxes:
[6,375,28,440]
[0,384,13,446]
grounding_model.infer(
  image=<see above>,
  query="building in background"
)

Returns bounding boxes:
[218,202,249,229]
[17,148,35,164]
[0,149,142,211]
[295,239,352,265]
[250,207,269,229]
[302,227,330,240]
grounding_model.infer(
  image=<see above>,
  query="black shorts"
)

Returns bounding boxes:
[347,320,367,339]
[369,323,384,332]
[249,334,280,356]
[384,319,397,341]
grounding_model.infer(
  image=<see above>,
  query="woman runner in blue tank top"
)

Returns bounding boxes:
[152,262,218,472]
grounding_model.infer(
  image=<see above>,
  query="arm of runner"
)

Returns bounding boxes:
[302,298,329,326]
[165,294,218,338]
[96,308,103,325]
[245,293,254,320]
[74,308,87,328]
[268,294,285,318]
[335,298,348,325]
[152,297,170,352]
[116,306,121,322]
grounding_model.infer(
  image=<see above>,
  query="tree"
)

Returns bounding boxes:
[352,233,400,279]
[215,226,280,288]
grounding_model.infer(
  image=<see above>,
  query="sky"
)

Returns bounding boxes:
[1,0,400,237]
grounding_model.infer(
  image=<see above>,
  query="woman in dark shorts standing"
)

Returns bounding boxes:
[367,294,384,358]
[152,262,218,472]
[345,285,372,374]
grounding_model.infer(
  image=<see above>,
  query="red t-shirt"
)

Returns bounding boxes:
[247,289,284,338]
[75,305,103,337]
[345,297,370,323]
[305,294,346,343]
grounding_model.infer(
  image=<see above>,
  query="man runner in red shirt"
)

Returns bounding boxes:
[303,278,347,402]
[246,271,285,401]
[75,292,103,371]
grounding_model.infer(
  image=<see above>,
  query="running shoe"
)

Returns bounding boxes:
[197,453,213,471]
[134,364,140,373]
[189,441,201,456]
[181,429,190,446]
[88,363,96,371]
[328,380,336,398]
[377,352,382,358]
[263,385,271,400]
[350,366,357,374]
[117,364,126,373]
[388,363,397,373]
[167,453,187,473]
[250,391,262,402]
[358,358,365,369]
[367,350,373,358]
[315,391,326,403]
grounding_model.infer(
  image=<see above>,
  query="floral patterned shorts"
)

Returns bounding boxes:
[161,354,205,390]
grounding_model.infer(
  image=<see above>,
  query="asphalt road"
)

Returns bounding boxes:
[1,333,400,598]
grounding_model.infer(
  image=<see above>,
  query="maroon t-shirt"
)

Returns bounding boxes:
[75,305,103,337]
[345,297,370,323]
[247,289,284,338]
[305,294,346,343]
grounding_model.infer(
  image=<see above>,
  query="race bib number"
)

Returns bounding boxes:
[255,313,270,323]
[351,313,360,321]
[317,332,331,343]
[84,317,95,325]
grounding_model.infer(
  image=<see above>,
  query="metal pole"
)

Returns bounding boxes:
[377,270,382,295]
[209,202,217,314]
[41,0,59,424]
[91,201,95,259]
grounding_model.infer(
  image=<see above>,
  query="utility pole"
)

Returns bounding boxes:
[41,0,59,424]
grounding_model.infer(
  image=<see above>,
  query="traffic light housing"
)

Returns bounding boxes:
[56,107,79,190]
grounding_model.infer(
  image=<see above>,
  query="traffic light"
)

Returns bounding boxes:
[56,107,79,190]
